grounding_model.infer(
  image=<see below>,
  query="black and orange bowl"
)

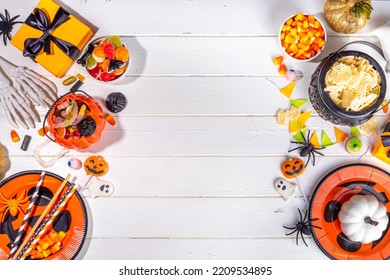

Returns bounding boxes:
[309,164,390,260]
[0,171,87,260]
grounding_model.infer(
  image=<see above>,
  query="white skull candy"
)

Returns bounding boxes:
[274,178,297,201]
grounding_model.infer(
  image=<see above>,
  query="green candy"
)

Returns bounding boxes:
[345,136,362,153]
[108,35,122,49]
[86,55,97,70]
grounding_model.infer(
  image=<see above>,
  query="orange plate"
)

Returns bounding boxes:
[309,164,390,260]
[0,171,87,260]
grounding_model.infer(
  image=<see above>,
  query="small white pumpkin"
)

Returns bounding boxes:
[339,195,389,243]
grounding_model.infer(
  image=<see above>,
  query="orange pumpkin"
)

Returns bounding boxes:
[84,155,109,177]
[46,93,105,150]
[281,157,305,179]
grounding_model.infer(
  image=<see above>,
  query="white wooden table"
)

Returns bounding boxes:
[0,0,389,260]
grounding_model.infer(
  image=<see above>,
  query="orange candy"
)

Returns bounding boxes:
[105,114,116,126]
[38,126,49,137]
[10,129,20,142]
[272,56,284,65]
[278,63,287,75]
[92,45,106,63]
[280,13,325,60]
[56,127,66,138]
[116,47,129,61]
[114,65,126,76]
[102,59,111,72]
[382,101,389,113]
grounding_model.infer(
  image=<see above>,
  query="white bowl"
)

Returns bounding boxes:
[278,13,327,62]
[83,36,130,84]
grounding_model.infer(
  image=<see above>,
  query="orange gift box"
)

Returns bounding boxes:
[11,0,94,78]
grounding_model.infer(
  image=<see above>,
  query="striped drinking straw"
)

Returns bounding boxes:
[7,171,46,259]
[12,174,71,260]
[19,182,78,260]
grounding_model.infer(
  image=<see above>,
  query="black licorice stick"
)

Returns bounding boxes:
[20,135,31,151]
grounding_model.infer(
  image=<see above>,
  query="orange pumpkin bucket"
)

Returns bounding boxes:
[44,91,105,150]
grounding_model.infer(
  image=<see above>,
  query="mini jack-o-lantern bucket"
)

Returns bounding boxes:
[44,91,105,150]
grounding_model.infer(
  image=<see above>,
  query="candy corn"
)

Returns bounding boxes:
[382,100,388,113]
[279,63,287,75]
[280,13,326,60]
[38,126,49,136]
[105,114,116,126]
[272,56,284,65]
[10,129,20,142]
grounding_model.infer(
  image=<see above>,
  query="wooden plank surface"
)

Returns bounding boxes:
[4,0,389,35]
[81,238,327,260]
[0,0,389,260]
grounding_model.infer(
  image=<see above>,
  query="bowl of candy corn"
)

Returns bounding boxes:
[83,35,130,83]
[45,91,106,150]
[279,13,327,62]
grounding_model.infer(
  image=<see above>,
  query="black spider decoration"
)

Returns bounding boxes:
[288,130,325,167]
[283,209,322,247]
[0,9,22,46]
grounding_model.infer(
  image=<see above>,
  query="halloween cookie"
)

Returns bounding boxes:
[84,155,109,177]
[281,157,305,179]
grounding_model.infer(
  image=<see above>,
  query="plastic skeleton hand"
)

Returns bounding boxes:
[0,69,38,129]
[0,56,58,129]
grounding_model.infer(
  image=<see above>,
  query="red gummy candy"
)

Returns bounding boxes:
[100,71,116,82]
[103,43,116,59]
[64,130,71,139]
[88,66,101,79]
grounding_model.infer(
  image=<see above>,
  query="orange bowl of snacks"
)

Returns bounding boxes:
[279,13,327,62]
[80,35,130,83]
[45,92,106,150]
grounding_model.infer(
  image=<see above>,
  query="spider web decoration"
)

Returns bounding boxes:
[0,9,22,46]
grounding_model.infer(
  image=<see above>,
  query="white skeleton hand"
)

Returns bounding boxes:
[0,69,39,129]
[0,56,58,129]
[0,56,57,108]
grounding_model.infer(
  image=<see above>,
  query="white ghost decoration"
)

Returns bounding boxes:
[87,176,115,198]
[274,178,297,201]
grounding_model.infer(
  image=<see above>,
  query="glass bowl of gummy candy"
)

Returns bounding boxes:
[84,35,130,83]
[46,92,106,150]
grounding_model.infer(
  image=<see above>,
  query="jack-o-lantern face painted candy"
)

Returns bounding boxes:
[281,157,305,179]
[84,155,109,177]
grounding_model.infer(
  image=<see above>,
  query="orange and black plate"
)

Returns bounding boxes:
[309,164,390,260]
[0,171,87,260]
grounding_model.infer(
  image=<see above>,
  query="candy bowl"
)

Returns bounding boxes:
[44,91,106,150]
[278,13,327,62]
[80,35,130,83]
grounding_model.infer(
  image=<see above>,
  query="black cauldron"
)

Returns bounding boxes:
[309,41,387,126]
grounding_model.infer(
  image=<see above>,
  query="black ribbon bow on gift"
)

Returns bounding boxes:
[23,7,79,60]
